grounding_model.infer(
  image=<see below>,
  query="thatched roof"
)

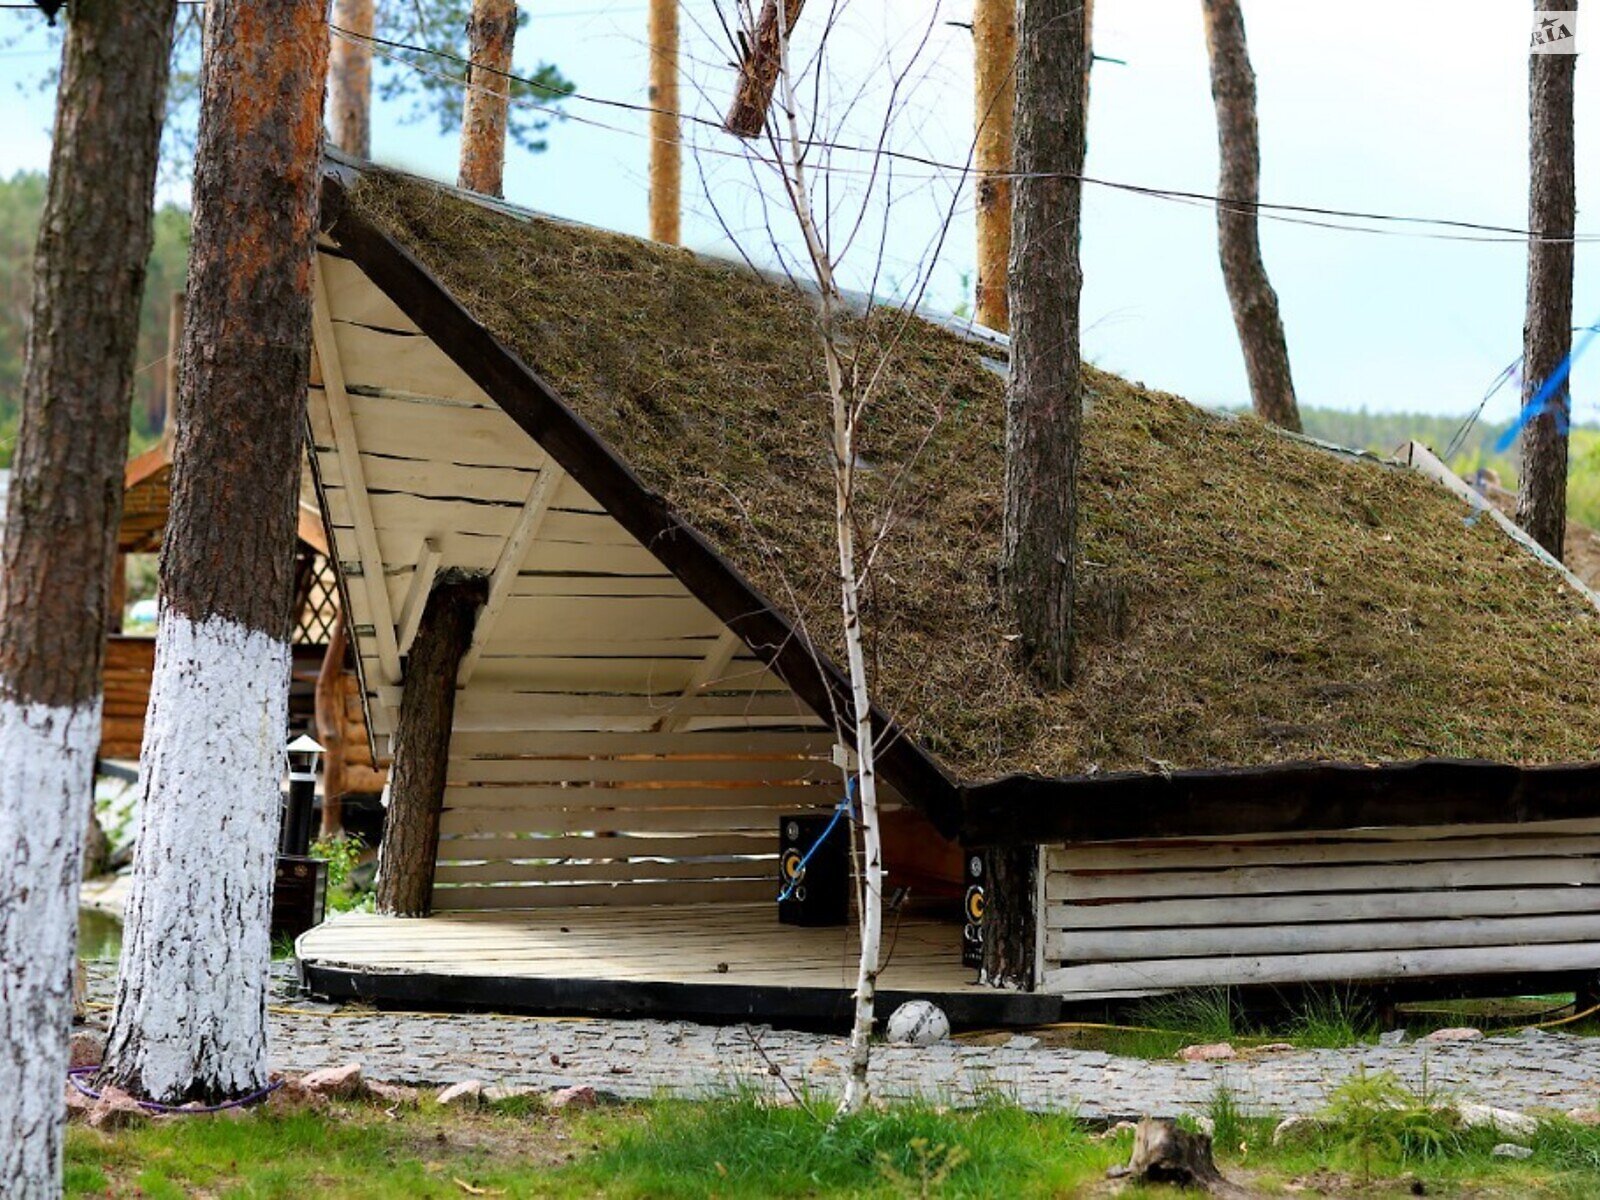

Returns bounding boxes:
[344,170,1600,787]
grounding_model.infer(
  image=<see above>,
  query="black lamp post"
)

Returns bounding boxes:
[281,734,324,858]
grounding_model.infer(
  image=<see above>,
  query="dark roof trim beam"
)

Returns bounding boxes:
[960,757,1600,847]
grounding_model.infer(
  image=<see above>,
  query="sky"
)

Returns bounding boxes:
[1,0,1596,422]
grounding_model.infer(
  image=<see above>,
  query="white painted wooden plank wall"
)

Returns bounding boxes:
[1041,821,1600,996]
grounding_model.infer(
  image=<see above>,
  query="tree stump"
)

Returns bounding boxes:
[1122,1118,1225,1190]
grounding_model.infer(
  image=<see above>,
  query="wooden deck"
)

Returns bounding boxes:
[296,905,1060,1026]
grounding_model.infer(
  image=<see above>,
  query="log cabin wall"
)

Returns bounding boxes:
[308,244,867,910]
[1039,819,1600,996]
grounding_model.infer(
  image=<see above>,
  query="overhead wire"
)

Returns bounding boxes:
[333,23,1600,246]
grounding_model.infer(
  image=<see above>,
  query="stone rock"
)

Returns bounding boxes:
[1491,1143,1534,1160]
[1254,1042,1296,1054]
[367,1080,420,1106]
[64,1083,95,1122]
[1273,1115,1325,1146]
[1565,1106,1600,1127]
[1177,1042,1235,1062]
[300,1062,363,1098]
[1006,1035,1041,1051]
[551,1085,597,1109]
[69,1031,105,1070]
[87,1086,148,1131]
[437,1080,485,1108]
[1379,1029,1409,1046]
[1423,1027,1483,1043]
[1458,1103,1538,1137]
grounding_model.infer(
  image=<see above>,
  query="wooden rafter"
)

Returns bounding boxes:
[312,255,403,685]
[456,462,567,686]
[654,628,741,733]
[396,537,443,655]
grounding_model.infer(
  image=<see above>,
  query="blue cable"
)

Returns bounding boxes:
[1494,318,1600,452]
[777,776,856,903]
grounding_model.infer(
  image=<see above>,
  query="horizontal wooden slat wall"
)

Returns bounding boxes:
[1040,821,1600,996]
[310,247,854,911]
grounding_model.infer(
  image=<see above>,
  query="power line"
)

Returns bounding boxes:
[335,24,1600,246]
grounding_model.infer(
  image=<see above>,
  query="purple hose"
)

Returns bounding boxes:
[69,1065,284,1113]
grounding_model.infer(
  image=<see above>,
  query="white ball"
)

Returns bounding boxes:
[885,1000,951,1045]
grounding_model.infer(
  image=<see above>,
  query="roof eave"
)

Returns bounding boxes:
[959,756,1600,847]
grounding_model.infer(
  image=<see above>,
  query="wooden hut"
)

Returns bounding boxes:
[297,159,1600,1022]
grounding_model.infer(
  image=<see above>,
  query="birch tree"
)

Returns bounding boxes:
[1200,0,1301,432]
[98,0,330,1104]
[0,1,176,1188]
[718,0,965,1118]
[1516,0,1578,559]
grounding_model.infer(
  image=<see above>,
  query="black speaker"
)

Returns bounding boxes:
[778,814,849,926]
[962,851,985,968]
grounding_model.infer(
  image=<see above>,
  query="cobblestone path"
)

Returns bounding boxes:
[82,965,1600,1121]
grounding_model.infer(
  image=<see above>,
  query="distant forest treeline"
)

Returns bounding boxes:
[1,171,189,465]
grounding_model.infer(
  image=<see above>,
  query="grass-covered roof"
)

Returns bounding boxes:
[348,171,1600,782]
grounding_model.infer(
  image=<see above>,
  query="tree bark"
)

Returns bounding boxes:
[376,575,485,917]
[315,611,349,838]
[328,0,374,158]
[0,1,175,1189]
[458,0,517,197]
[978,845,1037,988]
[972,0,1016,333]
[1516,0,1577,560]
[99,0,329,1107]
[1001,0,1089,689]
[723,0,805,139]
[648,0,680,244]
[1201,0,1301,433]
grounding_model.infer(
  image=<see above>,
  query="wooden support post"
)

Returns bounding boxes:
[648,0,680,244]
[723,0,805,138]
[315,612,350,839]
[979,844,1039,989]
[105,552,126,635]
[375,574,487,917]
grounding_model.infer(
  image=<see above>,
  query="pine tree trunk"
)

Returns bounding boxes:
[723,0,805,138]
[376,576,485,917]
[459,0,517,197]
[1516,0,1577,560]
[972,0,1016,333]
[98,0,329,1107]
[1201,0,1301,433]
[328,0,374,158]
[979,845,1038,988]
[1002,0,1088,689]
[648,0,681,244]
[0,1,175,1188]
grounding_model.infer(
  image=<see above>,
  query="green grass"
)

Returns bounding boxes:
[64,1090,1600,1198]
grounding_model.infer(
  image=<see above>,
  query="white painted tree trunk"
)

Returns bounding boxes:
[99,613,289,1104]
[0,699,100,1194]
[765,16,885,1119]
